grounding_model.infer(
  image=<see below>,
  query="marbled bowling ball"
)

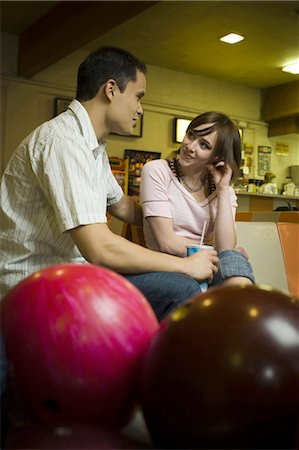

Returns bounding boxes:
[2,263,158,427]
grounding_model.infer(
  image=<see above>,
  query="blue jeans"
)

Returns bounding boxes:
[124,272,202,321]
[124,249,255,321]
[211,249,255,287]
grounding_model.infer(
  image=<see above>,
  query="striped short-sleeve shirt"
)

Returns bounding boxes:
[0,99,123,298]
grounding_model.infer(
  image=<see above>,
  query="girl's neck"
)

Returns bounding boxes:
[168,158,215,196]
[173,160,205,193]
[177,160,204,178]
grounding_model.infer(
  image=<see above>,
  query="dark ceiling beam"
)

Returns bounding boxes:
[261,81,299,121]
[18,1,159,77]
[261,81,299,136]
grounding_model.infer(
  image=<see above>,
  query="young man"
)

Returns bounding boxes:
[0,47,218,321]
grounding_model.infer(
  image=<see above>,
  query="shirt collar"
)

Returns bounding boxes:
[68,99,106,159]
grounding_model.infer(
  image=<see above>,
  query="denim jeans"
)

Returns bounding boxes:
[211,249,255,287]
[123,272,202,321]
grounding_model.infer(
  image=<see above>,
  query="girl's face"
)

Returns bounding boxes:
[179,123,218,171]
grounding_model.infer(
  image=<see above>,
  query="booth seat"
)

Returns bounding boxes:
[121,221,299,299]
[235,222,299,297]
[236,210,299,223]
[276,223,299,298]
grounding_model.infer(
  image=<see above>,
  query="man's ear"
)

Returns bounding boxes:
[105,79,117,100]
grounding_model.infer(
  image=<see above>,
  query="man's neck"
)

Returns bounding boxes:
[81,99,109,141]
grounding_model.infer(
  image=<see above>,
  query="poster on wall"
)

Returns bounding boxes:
[275,142,289,156]
[243,144,254,177]
[257,145,272,176]
[124,149,161,196]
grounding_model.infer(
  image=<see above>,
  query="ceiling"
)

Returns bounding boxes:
[1,0,299,89]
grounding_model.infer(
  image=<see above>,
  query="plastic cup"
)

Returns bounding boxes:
[186,245,214,292]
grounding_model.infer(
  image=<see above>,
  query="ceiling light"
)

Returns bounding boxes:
[282,61,299,74]
[220,33,244,44]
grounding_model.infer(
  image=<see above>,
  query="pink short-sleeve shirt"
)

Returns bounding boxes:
[140,159,238,250]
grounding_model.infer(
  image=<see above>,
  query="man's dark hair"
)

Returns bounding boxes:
[76,46,146,101]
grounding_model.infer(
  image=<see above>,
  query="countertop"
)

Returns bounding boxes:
[235,191,299,200]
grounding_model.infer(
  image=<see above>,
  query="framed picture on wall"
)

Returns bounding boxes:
[131,115,143,138]
[54,96,72,117]
[124,149,161,196]
[112,115,143,138]
[257,145,272,176]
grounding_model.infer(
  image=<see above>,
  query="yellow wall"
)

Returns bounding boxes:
[1,63,298,184]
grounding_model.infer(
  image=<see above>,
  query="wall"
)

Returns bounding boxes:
[242,126,299,191]
[0,67,265,173]
[1,32,298,184]
[1,76,76,173]
[106,64,262,161]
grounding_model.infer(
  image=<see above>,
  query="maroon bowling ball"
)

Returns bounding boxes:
[139,285,299,449]
[1,264,158,427]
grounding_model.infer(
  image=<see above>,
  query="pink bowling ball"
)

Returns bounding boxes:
[2,263,158,427]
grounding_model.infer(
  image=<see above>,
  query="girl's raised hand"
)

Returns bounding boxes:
[207,161,232,190]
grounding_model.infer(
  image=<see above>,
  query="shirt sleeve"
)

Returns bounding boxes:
[140,160,173,218]
[31,136,113,232]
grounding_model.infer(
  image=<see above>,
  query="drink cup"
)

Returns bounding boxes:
[186,245,214,292]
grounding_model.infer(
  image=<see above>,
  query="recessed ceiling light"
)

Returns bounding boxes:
[282,61,299,74]
[220,33,244,44]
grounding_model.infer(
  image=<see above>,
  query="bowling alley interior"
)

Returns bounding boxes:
[1,1,299,449]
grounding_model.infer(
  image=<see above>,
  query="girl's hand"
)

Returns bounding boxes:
[207,161,232,190]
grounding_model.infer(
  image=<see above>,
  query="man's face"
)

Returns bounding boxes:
[108,70,146,136]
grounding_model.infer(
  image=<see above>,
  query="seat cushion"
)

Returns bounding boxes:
[236,222,288,293]
[277,222,299,298]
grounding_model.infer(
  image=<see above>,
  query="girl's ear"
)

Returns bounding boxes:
[104,79,117,100]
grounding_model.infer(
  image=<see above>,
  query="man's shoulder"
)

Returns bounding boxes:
[31,112,83,147]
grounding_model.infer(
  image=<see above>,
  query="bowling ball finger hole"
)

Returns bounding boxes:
[41,399,60,413]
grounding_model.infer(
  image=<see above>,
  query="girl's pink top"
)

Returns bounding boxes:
[140,159,238,250]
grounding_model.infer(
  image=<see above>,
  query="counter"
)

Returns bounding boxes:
[235,191,299,211]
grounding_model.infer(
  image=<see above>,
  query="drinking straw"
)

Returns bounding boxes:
[200,220,207,246]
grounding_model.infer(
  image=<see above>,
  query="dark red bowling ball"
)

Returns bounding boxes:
[1,264,159,427]
[139,285,299,449]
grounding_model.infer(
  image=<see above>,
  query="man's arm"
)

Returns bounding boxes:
[69,222,218,281]
[108,195,143,226]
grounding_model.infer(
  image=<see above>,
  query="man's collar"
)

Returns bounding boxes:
[68,99,98,148]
